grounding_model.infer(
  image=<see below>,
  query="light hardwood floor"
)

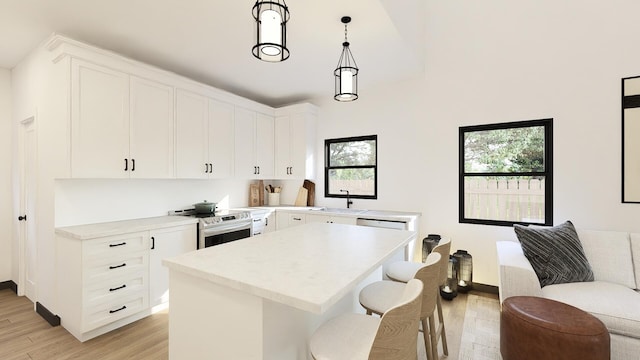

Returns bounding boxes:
[0,288,498,359]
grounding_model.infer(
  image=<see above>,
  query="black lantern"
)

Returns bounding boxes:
[334,16,359,101]
[440,255,458,300]
[422,234,441,263]
[453,250,473,292]
[252,0,290,62]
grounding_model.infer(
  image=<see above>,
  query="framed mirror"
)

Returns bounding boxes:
[622,76,640,203]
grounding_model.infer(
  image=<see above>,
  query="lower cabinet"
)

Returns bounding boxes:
[149,225,197,308]
[57,223,196,342]
[305,214,357,225]
[250,210,276,235]
[276,212,306,230]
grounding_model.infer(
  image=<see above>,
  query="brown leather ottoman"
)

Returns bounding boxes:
[501,296,610,360]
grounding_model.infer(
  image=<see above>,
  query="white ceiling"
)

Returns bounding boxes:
[0,0,426,107]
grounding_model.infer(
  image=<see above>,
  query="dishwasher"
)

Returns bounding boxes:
[356,218,408,230]
[356,218,412,277]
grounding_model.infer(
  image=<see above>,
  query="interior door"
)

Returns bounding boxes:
[19,117,37,301]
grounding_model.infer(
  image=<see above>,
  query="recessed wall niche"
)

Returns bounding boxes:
[622,76,640,203]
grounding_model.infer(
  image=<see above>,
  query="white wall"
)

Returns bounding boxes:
[0,68,12,282]
[55,179,256,226]
[310,0,640,286]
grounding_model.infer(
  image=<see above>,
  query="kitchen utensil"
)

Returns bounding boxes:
[294,187,308,206]
[303,179,315,206]
[249,184,260,207]
[194,200,216,214]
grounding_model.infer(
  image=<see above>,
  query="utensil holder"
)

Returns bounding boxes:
[268,193,280,206]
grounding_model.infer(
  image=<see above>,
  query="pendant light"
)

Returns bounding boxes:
[252,0,290,62]
[334,16,359,101]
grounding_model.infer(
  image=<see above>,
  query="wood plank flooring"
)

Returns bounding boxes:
[0,288,498,359]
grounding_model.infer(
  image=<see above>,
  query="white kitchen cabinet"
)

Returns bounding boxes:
[57,231,151,341]
[234,108,274,179]
[176,89,209,178]
[149,224,197,309]
[71,59,175,178]
[274,104,317,179]
[71,59,130,178]
[130,76,175,178]
[306,214,357,225]
[250,209,276,235]
[176,91,235,179]
[275,212,306,230]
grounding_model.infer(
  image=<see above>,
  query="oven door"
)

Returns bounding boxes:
[199,220,252,249]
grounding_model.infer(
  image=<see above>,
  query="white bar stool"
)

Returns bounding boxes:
[359,252,441,360]
[385,238,451,357]
[309,279,424,360]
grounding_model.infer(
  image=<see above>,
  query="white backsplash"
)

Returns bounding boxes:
[54,178,257,227]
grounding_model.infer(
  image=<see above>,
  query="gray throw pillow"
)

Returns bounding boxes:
[514,221,594,287]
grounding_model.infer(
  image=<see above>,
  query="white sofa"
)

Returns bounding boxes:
[496,229,640,360]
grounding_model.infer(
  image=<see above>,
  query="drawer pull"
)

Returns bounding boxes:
[293,217,302,221]
[109,263,127,270]
[109,284,127,292]
[109,242,127,248]
[109,305,127,314]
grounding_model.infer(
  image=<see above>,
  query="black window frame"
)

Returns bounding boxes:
[459,118,553,227]
[324,135,378,200]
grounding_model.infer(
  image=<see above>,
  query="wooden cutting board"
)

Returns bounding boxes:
[249,184,260,207]
[258,180,265,206]
[294,187,308,206]
[303,179,315,206]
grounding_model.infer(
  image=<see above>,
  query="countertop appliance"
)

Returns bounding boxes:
[170,208,252,249]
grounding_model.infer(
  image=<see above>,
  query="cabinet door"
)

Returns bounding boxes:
[263,212,276,233]
[130,76,175,179]
[274,116,291,178]
[256,113,275,179]
[71,59,129,178]
[234,108,257,178]
[209,99,234,178]
[176,90,209,178]
[289,113,308,178]
[149,225,197,308]
[306,214,331,224]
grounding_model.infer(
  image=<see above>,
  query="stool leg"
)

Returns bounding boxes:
[421,317,433,360]
[428,315,439,360]
[436,295,449,356]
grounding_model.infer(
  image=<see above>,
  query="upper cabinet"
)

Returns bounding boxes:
[274,104,317,180]
[70,59,175,178]
[234,108,274,179]
[176,91,235,179]
[130,76,175,179]
[71,59,130,178]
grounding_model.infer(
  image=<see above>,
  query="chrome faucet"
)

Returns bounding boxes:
[340,189,353,209]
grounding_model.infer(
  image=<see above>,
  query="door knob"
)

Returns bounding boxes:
[18,215,27,221]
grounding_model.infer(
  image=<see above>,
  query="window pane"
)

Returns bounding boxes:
[329,140,376,166]
[464,126,545,173]
[463,176,546,223]
[328,168,375,196]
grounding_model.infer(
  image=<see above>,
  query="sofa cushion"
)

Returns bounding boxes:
[577,229,635,289]
[630,234,640,290]
[514,221,594,287]
[542,281,640,339]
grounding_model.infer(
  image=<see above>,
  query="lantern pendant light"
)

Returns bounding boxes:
[252,0,290,62]
[334,16,359,101]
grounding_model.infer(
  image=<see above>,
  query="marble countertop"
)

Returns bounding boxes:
[55,216,199,240]
[162,222,417,314]
[235,206,421,221]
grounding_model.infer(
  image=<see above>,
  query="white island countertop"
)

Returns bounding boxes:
[163,222,417,314]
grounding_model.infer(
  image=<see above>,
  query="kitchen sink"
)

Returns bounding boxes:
[309,207,368,215]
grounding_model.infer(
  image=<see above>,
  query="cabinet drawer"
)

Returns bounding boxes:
[83,232,149,260]
[84,271,148,307]
[288,213,306,226]
[82,292,148,332]
[84,251,149,284]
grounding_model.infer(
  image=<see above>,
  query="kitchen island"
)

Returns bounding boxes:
[162,222,417,360]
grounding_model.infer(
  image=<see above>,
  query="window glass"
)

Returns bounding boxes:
[325,135,377,199]
[459,120,553,226]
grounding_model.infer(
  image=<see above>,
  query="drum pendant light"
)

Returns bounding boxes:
[252,0,290,62]
[334,16,359,101]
